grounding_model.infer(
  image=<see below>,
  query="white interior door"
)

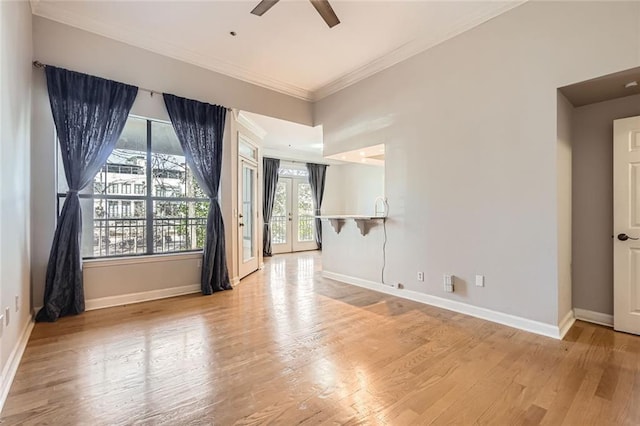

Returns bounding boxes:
[238,157,259,279]
[613,116,640,335]
[271,177,317,254]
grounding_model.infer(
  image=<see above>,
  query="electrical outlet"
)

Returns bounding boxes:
[417,271,424,282]
[475,275,485,287]
[15,295,19,312]
[5,307,10,326]
[444,275,454,293]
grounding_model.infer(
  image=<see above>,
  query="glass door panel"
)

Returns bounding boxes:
[292,180,317,252]
[242,165,254,262]
[238,157,259,278]
[271,178,292,254]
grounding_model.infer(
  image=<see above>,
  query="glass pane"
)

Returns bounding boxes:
[271,181,287,244]
[239,137,257,160]
[62,197,147,258]
[151,121,206,199]
[98,117,147,197]
[297,182,315,242]
[242,165,254,261]
[278,167,309,178]
[153,200,207,253]
[56,145,69,193]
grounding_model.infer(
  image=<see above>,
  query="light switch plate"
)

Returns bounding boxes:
[475,275,485,287]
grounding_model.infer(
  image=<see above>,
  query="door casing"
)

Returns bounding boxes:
[237,133,259,279]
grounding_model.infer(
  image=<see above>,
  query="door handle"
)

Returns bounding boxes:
[617,233,639,241]
[239,214,243,218]
[239,222,244,227]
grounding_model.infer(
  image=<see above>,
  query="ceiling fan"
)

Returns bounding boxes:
[251,0,340,28]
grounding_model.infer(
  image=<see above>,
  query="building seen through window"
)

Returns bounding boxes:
[57,116,210,258]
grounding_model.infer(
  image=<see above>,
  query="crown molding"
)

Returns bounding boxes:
[31,0,526,103]
[30,1,314,101]
[237,111,268,140]
[311,1,528,101]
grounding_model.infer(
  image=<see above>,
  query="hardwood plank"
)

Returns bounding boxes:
[1,251,639,425]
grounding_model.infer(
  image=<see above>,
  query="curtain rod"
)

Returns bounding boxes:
[32,60,232,111]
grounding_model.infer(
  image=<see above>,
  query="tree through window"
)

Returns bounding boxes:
[57,116,210,258]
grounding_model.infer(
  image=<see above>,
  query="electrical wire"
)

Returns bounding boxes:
[381,217,387,284]
[378,197,388,285]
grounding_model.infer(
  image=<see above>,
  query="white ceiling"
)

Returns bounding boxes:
[241,110,322,151]
[31,0,525,101]
[240,110,328,162]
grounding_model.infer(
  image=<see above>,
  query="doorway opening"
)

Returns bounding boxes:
[271,164,318,254]
[559,66,640,335]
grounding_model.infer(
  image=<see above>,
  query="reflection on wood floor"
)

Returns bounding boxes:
[2,251,640,425]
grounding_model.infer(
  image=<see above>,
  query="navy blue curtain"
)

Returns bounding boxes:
[263,157,280,256]
[306,163,327,249]
[163,93,231,294]
[37,66,137,322]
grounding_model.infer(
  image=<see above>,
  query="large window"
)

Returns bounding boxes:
[57,116,210,258]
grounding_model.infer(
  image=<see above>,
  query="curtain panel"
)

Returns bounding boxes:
[263,158,280,256]
[306,163,328,249]
[37,66,138,322]
[162,93,231,295]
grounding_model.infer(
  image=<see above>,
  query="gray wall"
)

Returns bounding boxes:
[572,93,640,315]
[315,1,640,326]
[30,17,313,308]
[32,17,312,126]
[323,163,385,215]
[0,0,33,375]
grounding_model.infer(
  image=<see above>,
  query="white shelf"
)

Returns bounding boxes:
[316,215,386,236]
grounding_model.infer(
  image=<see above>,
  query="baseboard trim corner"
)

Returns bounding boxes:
[85,284,201,311]
[322,271,565,340]
[558,310,576,339]
[0,315,35,413]
[573,308,613,327]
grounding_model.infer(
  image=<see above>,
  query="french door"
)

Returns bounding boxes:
[238,135,259,279]
[271,177,317,254]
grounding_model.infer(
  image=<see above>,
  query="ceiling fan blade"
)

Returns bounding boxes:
[251,0,280,16]
[309,0,340,28]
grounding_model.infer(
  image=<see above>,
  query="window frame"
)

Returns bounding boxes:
[56,116,210,260]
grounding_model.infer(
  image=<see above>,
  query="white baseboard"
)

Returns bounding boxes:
[558,310,576,339]
[84,284,200,311]
[573,308,613,327]
[231,277,241,286]
[0,315,35,413]
[322,271,567,340]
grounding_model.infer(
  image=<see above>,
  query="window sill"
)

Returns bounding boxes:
[83,251,203,269]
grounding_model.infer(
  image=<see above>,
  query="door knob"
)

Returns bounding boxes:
[617,233,639,241]
[239,222,244,227]
[239,214,243,218]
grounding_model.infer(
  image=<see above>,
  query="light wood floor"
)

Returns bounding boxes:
[2,252,640,425]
